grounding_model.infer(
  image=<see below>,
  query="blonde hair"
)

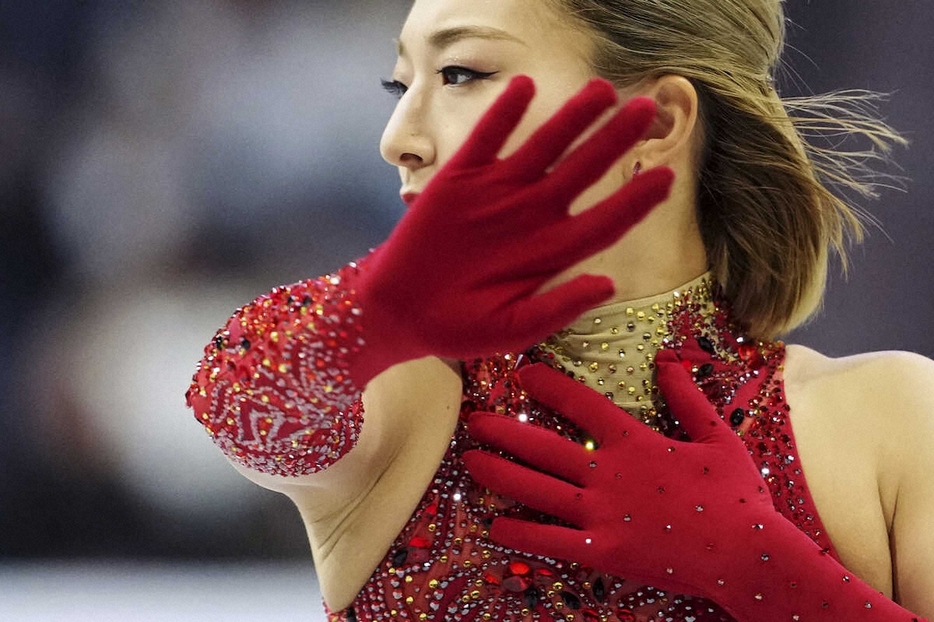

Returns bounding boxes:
[550,0,905,338]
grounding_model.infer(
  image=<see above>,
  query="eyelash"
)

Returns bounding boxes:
[380,66,498,100]
[437,66,498,87]
[380,79,408,99]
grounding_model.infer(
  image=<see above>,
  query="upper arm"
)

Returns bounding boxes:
[882,353,934,614]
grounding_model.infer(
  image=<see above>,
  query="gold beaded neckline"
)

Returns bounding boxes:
[538,273,715,419]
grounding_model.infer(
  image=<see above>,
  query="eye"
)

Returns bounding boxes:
[438,66,498,87]
[380,78,408,99]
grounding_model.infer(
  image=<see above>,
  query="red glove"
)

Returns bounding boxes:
[351,75,674,385]
[464,352,925,621]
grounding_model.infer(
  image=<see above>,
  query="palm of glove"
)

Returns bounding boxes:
[464,351,780,598]
[357,76,674,372]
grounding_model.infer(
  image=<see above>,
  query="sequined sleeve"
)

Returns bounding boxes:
[186,260,367,477]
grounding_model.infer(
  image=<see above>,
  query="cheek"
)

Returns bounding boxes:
[567,164,627,215]
[495,96,561,160]
[495,85,628,215]
[436,78,605,169]
[435,80,576,168]
[433,90,508,167]
[496,80,602,162]
[439,119,483,167]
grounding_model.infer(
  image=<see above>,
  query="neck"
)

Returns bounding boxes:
[605,192,709,303]
[560,183,709,304]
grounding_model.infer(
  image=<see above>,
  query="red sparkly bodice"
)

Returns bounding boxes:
[326,295,837,622]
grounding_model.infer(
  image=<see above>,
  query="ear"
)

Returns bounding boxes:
[624,75,700,173]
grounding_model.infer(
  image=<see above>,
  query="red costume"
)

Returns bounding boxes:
[188,261,835,621]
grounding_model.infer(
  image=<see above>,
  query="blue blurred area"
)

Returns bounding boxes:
[0,0,931,561]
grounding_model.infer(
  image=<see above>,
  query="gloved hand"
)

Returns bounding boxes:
[464,351,926,621]
[351,75,674,385]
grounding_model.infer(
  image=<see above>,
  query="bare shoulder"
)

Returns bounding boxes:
[785,343,934,378]
[784,343,934,505]
[784,344,934,423]
[783,344,934,602]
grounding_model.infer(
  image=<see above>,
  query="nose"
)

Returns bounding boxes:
[380,90,436,173]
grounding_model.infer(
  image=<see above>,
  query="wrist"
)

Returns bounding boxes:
[350,273,428,387]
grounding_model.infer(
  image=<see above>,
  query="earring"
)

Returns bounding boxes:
[632,162,643,177]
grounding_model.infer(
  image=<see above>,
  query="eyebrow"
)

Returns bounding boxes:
[395,25,526,56]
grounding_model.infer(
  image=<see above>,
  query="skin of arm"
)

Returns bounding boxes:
[885,353,934,613]
[785,346,934,615]
[270,356,462,610]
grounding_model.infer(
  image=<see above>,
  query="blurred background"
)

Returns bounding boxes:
[0,0,931,620]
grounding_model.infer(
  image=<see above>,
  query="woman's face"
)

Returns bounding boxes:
[380,0,616,205]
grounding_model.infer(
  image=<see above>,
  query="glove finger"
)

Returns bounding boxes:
[655,350,732,443]
[515,363,644,444]
[535,167,674,272]
[545,96,657,205]
[505,78,618,181]
[449,75,536,169]
[489,517,596,561]
[468,412,593,485]
[504,275,615,346]
[462,449,588,526]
